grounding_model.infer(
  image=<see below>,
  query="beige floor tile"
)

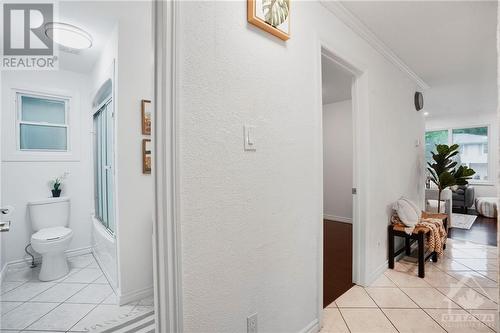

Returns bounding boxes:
[454,258,498,271]
[334,286,377,308]
[340,308,397,333]
[469,309,499,331]
[424,308,494,332]
[383,308,446,332]
[401,287,460,309]
[429,258,472,272]
[446,248,497,259]
[448,271,499,288]
[321,308,349,333]
[473,287,499,303]
[438,287,498,310]
[423,270,463,288]
[369,274,397,287]
[476,271,498,282]
[384,269,431,288]
[365,287,418,308]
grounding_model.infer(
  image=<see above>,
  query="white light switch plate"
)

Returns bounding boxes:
[244,125,256,151]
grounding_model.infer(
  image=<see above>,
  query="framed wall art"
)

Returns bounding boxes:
[142,138,152,174]
[141,99,152,135]
[247,0,290,41]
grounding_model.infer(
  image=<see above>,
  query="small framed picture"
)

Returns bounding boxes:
[247,0,290,41]
[141,99,152,135]
[142,139,151,174]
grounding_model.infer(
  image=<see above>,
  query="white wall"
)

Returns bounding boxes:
[1,70,93,267]
[323,100,353,221]
[425,113,498,198]
[107,2,154,301]
[177,1,424,332]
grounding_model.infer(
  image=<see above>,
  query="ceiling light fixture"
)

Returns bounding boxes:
[44,22,93,50]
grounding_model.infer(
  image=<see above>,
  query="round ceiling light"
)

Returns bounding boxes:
[45,22,93,50]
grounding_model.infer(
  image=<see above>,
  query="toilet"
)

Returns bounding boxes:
[28,197,73,281]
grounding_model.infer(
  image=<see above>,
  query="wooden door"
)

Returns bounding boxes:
[323,219,354,308]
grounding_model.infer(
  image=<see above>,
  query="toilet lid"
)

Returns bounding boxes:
[32,227,72,242]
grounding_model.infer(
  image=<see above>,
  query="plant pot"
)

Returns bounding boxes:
[52,189,61,198]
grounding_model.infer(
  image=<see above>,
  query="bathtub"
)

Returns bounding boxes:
[92,215,118,289]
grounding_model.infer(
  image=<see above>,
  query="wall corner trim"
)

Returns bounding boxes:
[320,1,430,90]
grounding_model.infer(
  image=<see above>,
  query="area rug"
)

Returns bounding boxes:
[451,213,477,230]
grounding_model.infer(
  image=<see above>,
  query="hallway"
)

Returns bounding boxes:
[321,238,498,332]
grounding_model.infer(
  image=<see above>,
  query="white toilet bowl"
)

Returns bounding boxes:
[31,226,73,281]
[28,197,72,282]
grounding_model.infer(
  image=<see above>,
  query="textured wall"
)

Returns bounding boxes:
[178,1,425,332]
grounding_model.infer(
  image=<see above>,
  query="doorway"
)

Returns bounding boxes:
[321,53,356,308]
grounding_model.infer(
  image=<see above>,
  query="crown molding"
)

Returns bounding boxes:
[321,1,430,90]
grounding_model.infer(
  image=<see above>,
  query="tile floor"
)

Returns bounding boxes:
[321,238,499,333]
[0,253,154,332]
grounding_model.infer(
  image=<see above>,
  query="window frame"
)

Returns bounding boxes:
[16,91,70,152]
[425,124,492,185]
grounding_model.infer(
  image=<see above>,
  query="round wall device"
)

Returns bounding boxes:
[414,92,424,111]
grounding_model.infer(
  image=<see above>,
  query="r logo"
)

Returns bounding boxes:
[3,3,53,56]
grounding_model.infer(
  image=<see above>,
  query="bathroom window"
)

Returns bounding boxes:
[17,93,69,151]
[93,98,115,233]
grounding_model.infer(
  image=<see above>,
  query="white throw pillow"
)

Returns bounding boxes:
[393,198,420,227]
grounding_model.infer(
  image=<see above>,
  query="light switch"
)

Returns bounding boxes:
[244,125,256,151]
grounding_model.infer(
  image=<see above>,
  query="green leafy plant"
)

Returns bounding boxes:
[427,144,476,212]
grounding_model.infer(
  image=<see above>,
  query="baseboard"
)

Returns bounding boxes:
[0,246,92,281]
[323,214,352,224]
[299,319,319,333]
[365,259,388,286]
[118,285,154,306]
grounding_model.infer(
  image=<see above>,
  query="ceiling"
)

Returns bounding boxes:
[322,55,353,105]
[341,1,497,118]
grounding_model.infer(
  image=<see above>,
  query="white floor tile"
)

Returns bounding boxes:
[454,258,498,271]
[93,274,110,284]
[384,269,432,287]
[383,308,446,332]
[423,270,463,288]
[3,268,37,282]
[27,303,96,331]
[62,268,102,283]
[0,282,55,301]
[340,308,397,333]
[69,303,145,332]
[0,302,58,330]
[66,283,114,304]
[30,283,87,303]
[473,287,499,303]
[68,254,96,269]
[469,309,499,331]
[369,274,397,287]
[476,270,498,282]
[0,281,24,295]
[365,287,418,308]
[0,301,23,315]
[102,292,118,305]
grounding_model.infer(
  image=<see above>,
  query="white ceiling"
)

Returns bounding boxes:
[341,1,497,118]
[56,2,119,73]
[322,55,353,105]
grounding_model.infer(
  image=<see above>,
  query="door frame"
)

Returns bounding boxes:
[316,39,370,327]
[153,0,183,331]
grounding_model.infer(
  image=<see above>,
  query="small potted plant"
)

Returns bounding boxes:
[49,175,65,198]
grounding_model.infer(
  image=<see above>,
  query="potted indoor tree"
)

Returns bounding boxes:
[427,144,476,213]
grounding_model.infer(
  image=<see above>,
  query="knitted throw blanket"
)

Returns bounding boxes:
[391,215,447,256]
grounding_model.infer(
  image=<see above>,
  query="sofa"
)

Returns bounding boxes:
[452,185,475,213]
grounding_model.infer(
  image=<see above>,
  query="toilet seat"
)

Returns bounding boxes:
[32,227,72,243]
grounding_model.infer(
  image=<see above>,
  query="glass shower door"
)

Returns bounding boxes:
[93,98,115,233]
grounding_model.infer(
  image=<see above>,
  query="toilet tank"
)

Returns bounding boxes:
[28,197,70,231]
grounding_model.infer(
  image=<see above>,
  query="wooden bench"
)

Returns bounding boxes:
[388,213,448,278]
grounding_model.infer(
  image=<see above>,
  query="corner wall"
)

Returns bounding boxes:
[177,1,425,332]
